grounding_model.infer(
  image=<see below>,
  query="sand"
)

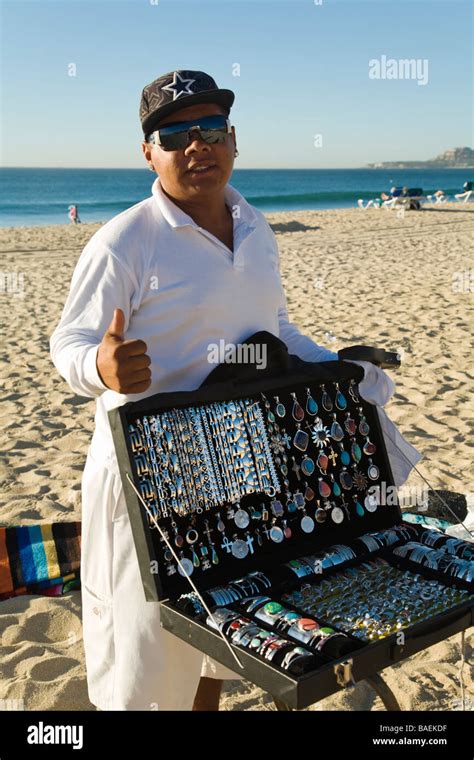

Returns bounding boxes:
[0,201,473,711]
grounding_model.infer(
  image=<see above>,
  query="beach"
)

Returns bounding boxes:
[0,201,473,711]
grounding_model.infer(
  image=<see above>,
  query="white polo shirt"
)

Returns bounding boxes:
[50,177,421,482]
[50,177,342,473]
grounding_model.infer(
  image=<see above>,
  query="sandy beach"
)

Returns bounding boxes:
[0,202,473,711]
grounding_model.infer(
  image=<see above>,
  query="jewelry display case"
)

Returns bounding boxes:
[108,333,474,709]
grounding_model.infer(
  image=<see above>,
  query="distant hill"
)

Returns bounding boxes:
[367,147,474,169]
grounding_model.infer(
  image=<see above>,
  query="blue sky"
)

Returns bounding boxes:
[1,0,472,169]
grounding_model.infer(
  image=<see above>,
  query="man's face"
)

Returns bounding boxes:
[142,103,237,200]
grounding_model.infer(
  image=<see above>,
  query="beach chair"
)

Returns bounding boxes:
[426,191,448,204]
[455,181,473,203]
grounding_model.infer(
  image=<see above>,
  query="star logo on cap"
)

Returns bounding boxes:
[161,71,197,101]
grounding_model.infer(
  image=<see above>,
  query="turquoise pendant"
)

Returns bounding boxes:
[355,499,365,517]
[340,446,351,466]
[331,476,342,497]
[274,396,286,418]
[335,383,347,410]
[286,498,298,513]
[330,419,344,441]
[351,440,362,462]
[211,544,219,565]
[305,387,318,415]
[301,455,315,476]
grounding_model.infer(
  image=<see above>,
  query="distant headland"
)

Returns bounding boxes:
[367,146,474,169]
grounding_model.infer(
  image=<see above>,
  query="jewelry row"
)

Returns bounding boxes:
[282,559,472,640]
[128,397,280,519]
[393,542,474,583]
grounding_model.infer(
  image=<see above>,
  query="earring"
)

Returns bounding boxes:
[234,149,239,157]
[148,164,155,171]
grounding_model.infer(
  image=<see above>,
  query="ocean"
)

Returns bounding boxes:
[0,167,471,227]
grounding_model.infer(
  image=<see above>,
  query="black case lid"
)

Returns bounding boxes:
[108,331,401,601]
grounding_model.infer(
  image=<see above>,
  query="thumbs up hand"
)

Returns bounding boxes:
[96,308,152,394]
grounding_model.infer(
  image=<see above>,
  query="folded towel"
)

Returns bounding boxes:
[0,523,81,601]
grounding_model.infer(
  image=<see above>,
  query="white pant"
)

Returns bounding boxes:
[80,449,240,710]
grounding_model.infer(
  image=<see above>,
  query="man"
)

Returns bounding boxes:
[50,69,420,711]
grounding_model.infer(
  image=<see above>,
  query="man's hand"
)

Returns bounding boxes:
[96,308,152,393]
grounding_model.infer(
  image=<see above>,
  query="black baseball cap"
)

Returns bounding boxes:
[140,70,235,136]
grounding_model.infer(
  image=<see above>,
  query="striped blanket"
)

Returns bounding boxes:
[0,523,81,601]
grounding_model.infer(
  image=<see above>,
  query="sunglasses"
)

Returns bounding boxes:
[147,115,231,151]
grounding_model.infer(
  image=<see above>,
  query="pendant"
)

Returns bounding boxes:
[234,508,250,529]
[330,474,341,497]
[315,504,327,523]
[274,396,286,418]
[334,383,347,410]
[186,528,199,544]
[317,451,328,472]
[354,497,365,517]
[301,454,315,476]
[367,459,380,480]
[191,546,200,568]
[363,438,377,456]
[352,469,368,491]
[294,490,305,508]
[364,492,379,512]
[339,444,351,466]
[320,384,333,412]
[293,426,309,452]
[282,520,292,539]
[211,543,219,565]
[330,417,344,442]
[301,514,315,533]
[344,413,357,435]
[351,440,362,463]
[305,387,318,416]
[304,482,315,501]
[340,468,353,490]
[331,506,344,524]
[231,537,249,559]
[348,380,360,402]
[177,555,194,577]
[270,499,285,517]
[310,420,330,448]
[270,525,284,543]
[255,529,263,547]
[291,392,305,422]
[172,525,184,548]
[318,478,331,498]
[216,513,225,532]
[358,410,370,437]
[286,495,298,513]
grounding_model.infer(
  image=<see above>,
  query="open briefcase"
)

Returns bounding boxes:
[108,332,474,710]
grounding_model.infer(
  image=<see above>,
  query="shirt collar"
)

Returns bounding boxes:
[151,176,259,231]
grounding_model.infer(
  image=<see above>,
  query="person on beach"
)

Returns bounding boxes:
[50,69,420,711]
[68,204,81,224]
